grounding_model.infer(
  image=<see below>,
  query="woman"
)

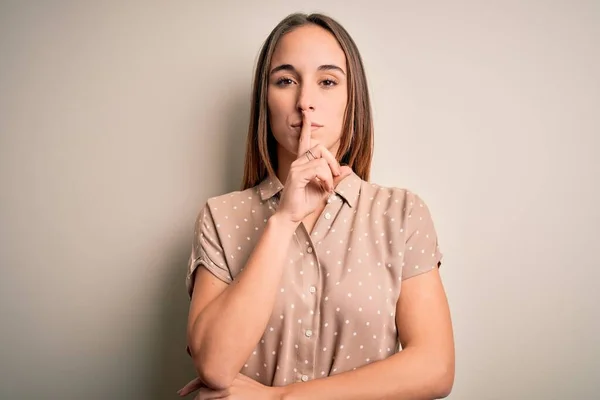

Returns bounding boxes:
[179,12,454,400]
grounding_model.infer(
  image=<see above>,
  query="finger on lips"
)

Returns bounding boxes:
[297,111,312,158]
[296,110,342,191]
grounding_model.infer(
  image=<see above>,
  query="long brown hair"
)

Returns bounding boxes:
[241,13,374,190]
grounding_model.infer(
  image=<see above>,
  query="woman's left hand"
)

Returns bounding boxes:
[177,373,284,399]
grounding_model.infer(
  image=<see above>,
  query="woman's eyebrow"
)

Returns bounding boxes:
[318,64,346,75]
[269,64,346,75]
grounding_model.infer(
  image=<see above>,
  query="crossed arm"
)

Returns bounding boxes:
[183,265,454,399]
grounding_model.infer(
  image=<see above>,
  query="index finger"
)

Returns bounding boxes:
[297,111,312,159]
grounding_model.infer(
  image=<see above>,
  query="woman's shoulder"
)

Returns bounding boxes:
[361,180,440,239]
[204,186,260,207]
[196,185,267,224]
[362,179,429,208]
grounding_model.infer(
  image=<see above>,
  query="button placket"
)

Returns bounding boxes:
[296,229,319,383]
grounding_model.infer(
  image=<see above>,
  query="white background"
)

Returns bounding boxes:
[1,1,598,398]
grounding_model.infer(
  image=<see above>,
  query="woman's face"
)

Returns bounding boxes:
[267,24,348,162]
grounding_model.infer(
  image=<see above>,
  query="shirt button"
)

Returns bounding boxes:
[305,329,313,338]
[324,212,331,220]
[309,286,316,293]
[301,375,309,382]
[307,247,313,253]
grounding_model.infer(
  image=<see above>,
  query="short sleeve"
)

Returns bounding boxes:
[186,203,233,297]
[401,194,443,280]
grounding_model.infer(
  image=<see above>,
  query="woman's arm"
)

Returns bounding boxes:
[187,213,298,391]
[278,268,455,400]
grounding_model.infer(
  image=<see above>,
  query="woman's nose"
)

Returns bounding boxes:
[296,85,315,112]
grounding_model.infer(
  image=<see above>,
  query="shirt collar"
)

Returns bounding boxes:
[257,170,362,208]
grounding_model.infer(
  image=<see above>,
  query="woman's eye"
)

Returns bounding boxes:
[276,78,294,86]
[321,79,337,87]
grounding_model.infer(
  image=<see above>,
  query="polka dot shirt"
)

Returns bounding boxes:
[186,171,443,386]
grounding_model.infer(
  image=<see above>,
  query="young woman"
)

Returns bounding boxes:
[179,12,454,400]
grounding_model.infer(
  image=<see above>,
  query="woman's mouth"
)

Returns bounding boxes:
[290,123,323,134]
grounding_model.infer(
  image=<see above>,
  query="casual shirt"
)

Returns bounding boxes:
[186,171,443,386]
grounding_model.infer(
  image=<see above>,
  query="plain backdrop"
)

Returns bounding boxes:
[1,1,598,399]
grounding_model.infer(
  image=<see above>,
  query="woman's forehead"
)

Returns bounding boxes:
[270,25,346,71]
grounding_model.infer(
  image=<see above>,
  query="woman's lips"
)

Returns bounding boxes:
[290,123,323,133]
[291,122,323,128]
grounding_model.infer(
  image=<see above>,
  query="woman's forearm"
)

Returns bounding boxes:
[190,213,298,390]
[278,346,454,400]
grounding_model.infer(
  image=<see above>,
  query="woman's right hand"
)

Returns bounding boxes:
[276,111,352,225]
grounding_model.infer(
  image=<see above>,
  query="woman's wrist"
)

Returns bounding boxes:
[268,212,301,236]
[271,384,293,400]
